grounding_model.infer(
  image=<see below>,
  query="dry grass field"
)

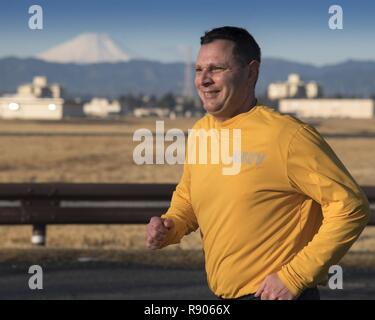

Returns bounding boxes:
[0,116,374,253]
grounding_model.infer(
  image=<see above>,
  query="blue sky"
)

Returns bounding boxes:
[1,0,374,65]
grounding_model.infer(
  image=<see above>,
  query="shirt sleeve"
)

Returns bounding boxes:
[277,124,370,297]
[159,162,198,247]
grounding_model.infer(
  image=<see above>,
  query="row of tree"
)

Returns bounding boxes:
[118,93,200,111]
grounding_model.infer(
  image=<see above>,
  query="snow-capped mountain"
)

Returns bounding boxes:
[37,33,130,64]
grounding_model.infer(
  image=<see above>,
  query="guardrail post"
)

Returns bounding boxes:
[31,224,46,246]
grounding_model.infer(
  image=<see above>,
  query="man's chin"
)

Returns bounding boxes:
[205,105,231,118]
[203,103,224,115]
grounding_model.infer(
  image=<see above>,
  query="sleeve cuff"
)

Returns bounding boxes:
[277,269,303,298]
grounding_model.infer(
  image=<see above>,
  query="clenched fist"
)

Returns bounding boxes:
[146,216,174,250]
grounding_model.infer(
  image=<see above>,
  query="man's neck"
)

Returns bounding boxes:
[214,97,257,122]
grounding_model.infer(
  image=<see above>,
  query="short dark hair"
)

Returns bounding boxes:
[200,26,261,65]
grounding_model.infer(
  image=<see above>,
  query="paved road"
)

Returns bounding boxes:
[0,260,374,300]
[0,261,215,300]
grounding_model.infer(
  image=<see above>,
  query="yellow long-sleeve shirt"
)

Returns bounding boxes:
[161,105,370,299]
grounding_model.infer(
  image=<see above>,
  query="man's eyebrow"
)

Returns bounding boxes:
[195,63,227,69]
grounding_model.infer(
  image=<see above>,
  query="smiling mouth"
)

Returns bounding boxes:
[202,91,220,99]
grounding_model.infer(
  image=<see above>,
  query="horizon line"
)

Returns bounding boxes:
[1,55,375,68]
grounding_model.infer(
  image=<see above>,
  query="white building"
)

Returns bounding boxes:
[267,74,322,100]
[0,76,63,120]
[133,108,170,118]
[83,98,121,118]
[279,99,374,119]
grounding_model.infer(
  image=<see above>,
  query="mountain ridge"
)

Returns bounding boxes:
[0,57,374,98]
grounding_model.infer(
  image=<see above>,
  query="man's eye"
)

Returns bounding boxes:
[211,67,225,72]
[195,69,202,73]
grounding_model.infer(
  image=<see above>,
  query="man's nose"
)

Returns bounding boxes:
[200,70,214,87]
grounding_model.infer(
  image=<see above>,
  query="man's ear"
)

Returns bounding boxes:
[247,60,260,83]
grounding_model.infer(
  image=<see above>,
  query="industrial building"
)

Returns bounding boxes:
[0,76,63,120]
[267,74,323,101]
[279,99,374,119]
[83,98,121,118]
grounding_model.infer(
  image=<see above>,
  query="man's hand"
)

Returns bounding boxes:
[146,216,174,250]
[255,273,295,300]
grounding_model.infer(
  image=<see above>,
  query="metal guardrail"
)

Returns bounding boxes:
[0,183,374,246]
[0,183,174,245]
[0,183,174,224]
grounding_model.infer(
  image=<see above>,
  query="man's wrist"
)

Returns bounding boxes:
[277,269,303,297]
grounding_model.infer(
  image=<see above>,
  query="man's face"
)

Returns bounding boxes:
[195,39,253,120]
